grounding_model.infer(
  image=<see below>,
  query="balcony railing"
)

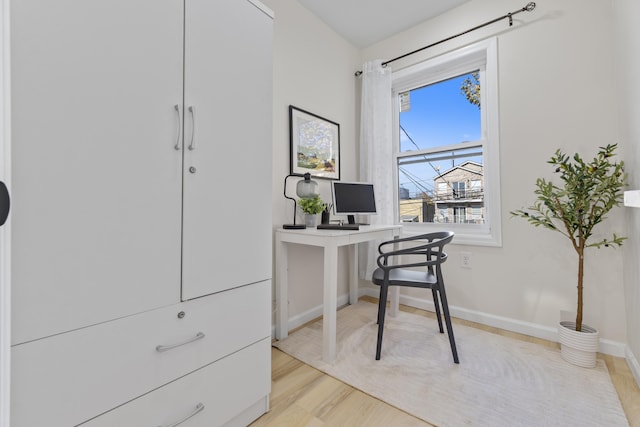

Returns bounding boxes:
[431,187,484,202]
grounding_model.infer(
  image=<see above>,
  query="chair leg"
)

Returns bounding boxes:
[376,284,389,360]
[438,285,459,364]
[377,285,387,325]
[432,288,444,333]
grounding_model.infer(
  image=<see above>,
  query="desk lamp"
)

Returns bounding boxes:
[283,172,318,229]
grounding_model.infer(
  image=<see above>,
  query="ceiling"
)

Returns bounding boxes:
[297,0,472,48]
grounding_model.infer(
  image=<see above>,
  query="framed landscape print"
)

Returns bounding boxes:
[289,105,340,180]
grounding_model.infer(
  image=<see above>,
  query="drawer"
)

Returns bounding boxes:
[11,280,271,427]
[81,338,271,427]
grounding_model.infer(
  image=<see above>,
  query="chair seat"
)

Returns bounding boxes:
[372,267,437,288]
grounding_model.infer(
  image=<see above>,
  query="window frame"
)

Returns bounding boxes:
[391,38,502,247]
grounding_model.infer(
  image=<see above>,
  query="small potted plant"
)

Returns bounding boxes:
[299,195,326,227]
[511,144,626,367]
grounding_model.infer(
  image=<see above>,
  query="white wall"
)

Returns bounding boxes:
[262,0,360,324]
[614,0,640,381]
[360,0,628,349]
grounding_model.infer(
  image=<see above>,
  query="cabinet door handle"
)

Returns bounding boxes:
[174,104,182,151]
[188,106,195,151]
[0,181,9,227]
[155,332,205,353]
[157,402,205,427]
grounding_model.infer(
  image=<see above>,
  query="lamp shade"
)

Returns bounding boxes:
[296,172,318,198]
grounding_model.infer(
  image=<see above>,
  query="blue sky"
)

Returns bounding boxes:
[398,72,481,197]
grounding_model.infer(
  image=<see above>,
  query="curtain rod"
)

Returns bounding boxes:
[354,2,536,77]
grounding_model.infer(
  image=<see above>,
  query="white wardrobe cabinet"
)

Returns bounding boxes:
[10,0,273,425]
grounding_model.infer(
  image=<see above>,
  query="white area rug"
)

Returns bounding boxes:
[274,301,629,427]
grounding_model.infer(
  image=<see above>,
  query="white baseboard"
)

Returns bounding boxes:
[625,346,640,387]
[271,293,352,337]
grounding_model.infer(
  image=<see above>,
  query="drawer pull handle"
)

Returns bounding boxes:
[158,402,205,427]
[155,332,205,353]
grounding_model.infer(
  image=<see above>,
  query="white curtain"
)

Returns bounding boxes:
[359,60,393,278]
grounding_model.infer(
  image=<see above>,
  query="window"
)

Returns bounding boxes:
[391,38,501,246]
[452,182,466,199]
[471,207,482,221]
[453,207,466,223]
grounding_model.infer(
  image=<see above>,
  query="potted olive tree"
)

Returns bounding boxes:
[299,195,326,227]
[511,144,626,367]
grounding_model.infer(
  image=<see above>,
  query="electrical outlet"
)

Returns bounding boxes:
[460,252,472,268]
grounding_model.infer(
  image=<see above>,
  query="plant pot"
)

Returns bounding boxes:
[558,321,599,368]
[304,213,318,227]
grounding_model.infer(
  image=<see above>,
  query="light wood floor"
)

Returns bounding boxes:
[251,296,640,427]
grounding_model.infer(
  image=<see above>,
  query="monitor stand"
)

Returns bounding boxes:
[346,215,369,226]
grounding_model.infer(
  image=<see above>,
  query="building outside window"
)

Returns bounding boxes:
[432,161,484,224]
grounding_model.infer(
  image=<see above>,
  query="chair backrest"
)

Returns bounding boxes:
[376,231,454,271]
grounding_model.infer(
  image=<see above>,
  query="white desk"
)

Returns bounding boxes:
[275,224,402,363]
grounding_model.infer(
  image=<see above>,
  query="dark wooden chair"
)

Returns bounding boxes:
[372,231,458,363]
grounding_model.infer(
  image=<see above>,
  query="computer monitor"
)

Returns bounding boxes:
[331,181,377,224]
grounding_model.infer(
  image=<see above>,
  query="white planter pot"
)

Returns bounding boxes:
[558,321,599,368]
[304,214,318,227]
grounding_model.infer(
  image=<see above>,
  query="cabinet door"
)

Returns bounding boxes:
[11,0,184,343]
[182,0,273,299]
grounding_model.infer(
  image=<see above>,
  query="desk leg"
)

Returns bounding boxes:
[323,243,338,363]
[275,235,288,340]
[348,244,358,305]
[388,234,401,317]
[389,287,400,317]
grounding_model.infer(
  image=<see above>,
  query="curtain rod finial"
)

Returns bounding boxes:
[525,2,536,12]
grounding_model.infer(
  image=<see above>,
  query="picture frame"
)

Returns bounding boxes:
[289,105,340,180]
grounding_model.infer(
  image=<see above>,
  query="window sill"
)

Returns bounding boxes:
[399,223,502,247]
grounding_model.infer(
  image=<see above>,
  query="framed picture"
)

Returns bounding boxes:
[289,105,340,180]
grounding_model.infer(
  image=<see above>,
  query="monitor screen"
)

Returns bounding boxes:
[331,181,377,222]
